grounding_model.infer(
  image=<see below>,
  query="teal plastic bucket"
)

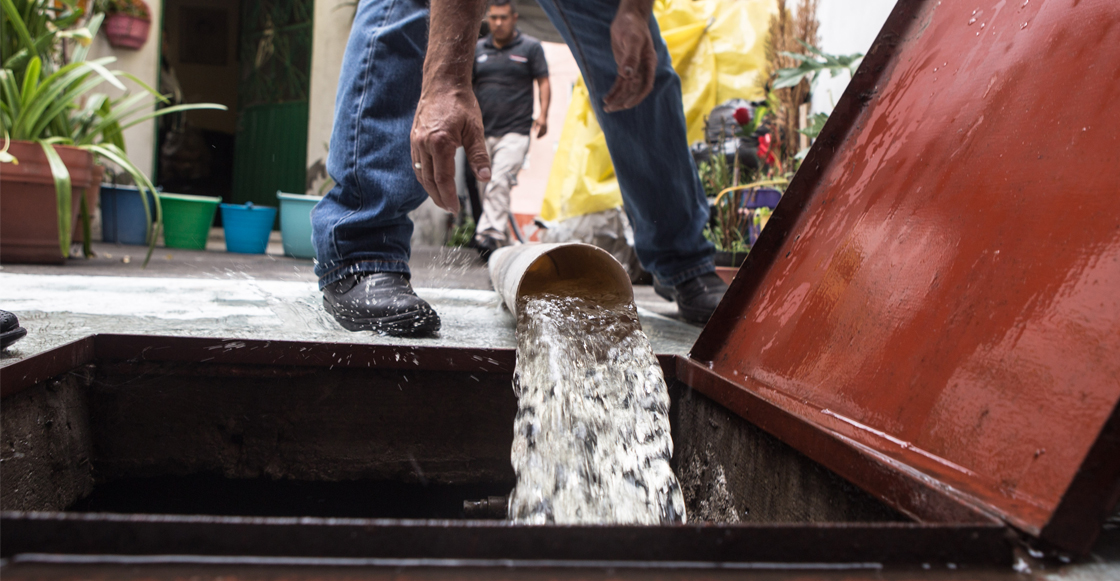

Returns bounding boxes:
[221,202,277,254]
[159,193,221,250]
[277,191,322,259]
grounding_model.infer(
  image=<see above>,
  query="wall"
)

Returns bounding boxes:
[810,0,898,115]
[86,0,164,178]
[305,0,355,195]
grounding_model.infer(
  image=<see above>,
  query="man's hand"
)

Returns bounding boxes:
[410,0,491,214]
[411,86,490,214]
[602,0,656,113]
[532,117,548,138]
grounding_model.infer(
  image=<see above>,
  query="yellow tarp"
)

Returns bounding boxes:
[540,0,775,223]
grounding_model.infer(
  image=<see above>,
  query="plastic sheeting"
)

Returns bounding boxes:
[540,0,776,223]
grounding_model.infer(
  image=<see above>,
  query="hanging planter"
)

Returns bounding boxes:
[96,0,152,50]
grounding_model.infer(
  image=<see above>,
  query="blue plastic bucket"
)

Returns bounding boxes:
[277,192,322,259]
[220,202,277,254]
[100,185,156,245]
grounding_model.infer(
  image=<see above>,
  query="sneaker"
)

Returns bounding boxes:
[322,273,440,337]
[1,310,28,350]
[654,272,728,324]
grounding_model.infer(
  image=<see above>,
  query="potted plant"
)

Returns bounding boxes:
[93,0,150,50]
[1,0,224,264]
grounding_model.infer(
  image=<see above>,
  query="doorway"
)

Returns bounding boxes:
[157,0,312,210]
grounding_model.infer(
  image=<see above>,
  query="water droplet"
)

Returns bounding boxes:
[1022,0,1029,6]
[980,22,985,29]
[934,67,938,72]
[1021,21,1028,29]
[968,17,977,25]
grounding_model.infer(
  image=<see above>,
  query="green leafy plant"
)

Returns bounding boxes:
[772,41,862,162]
[773,40,862,90]
[2,0,224,264]
[447,216,476,248]
[92,0,149,20]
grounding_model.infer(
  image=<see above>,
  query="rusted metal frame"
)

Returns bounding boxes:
[0,336,96,399]
[1039,397,1120,553]
[91,334,517,374]
[689,0,923,360]
[0,512,1012,565]
[5,335,678,396]
[675,357,999,526]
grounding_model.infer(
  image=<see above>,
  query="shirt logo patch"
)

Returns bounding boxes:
[508,55,528,63]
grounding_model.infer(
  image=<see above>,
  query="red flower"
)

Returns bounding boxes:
[733,107,752,126]
[757,133,779,168]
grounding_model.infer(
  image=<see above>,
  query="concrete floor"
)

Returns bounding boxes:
[0,231,701,367]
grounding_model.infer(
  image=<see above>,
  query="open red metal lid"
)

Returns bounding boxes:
[689,0,1120,553]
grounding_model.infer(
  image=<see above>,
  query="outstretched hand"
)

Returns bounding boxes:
[411,87,491,214]
[602,1,656,113]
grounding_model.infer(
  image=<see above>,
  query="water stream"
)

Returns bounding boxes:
[508,287,686,524]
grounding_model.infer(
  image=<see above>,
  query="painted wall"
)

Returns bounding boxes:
[811,0,898,115]
[305,0,354,196]
[86,1,163,178]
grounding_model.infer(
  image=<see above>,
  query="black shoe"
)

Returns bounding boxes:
[322,273,440,337]
[1,310,28,350]
[474,236,500,262]
[654,272,728,324]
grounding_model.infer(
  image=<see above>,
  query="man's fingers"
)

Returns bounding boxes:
[465,133,491,183]
[431,141,460,215]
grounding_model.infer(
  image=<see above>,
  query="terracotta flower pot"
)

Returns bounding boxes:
[1,141,95,264]
[72,164,106,243]
[104,13,150,50]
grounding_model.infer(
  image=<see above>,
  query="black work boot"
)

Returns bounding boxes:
[1,310,28,350]
[654,272,728,324]
[474,236,500,263]
[323,273,440,337]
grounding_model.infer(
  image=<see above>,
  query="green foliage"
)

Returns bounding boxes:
[447,216,476,248]
[1,0,224,264]
[773,40,863,90]
[703,223,749,255]
[793,111,829,160]
[697,154,732,199]
[92,0,149,20]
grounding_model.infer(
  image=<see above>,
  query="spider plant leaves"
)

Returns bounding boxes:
[38,139,73,258]
[85,142,161,266]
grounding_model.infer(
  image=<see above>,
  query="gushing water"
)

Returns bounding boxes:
[508,287,686,524]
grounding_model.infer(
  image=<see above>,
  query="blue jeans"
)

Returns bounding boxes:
[312,0,714,288]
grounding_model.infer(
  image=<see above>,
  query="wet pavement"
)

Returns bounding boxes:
[0,231,700,367]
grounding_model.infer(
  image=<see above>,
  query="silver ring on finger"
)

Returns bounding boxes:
[413,162,422,170]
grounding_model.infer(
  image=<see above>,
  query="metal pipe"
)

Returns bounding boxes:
[487,243,635,317]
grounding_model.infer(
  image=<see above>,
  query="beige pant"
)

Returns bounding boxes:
[475,133,531,244]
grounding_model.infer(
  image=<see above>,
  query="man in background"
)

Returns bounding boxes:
[471,0,550,257]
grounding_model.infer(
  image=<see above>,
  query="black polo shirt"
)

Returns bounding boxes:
[473,31,548,137]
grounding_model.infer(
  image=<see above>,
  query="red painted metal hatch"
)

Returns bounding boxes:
[687,0,1120,554]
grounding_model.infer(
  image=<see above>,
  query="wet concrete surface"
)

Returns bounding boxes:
[0,232,697,367]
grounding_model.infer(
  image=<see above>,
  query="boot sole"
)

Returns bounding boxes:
[323,299,441,337]
[1,326,27,349]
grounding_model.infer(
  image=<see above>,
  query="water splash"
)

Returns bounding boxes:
[508,289,686,524]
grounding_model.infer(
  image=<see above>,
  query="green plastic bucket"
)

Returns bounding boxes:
[277,191,322,259]
[159,193,221,250]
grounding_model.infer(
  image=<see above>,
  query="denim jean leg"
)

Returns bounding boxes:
[534,0,714,286]
[311,0,430,289]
